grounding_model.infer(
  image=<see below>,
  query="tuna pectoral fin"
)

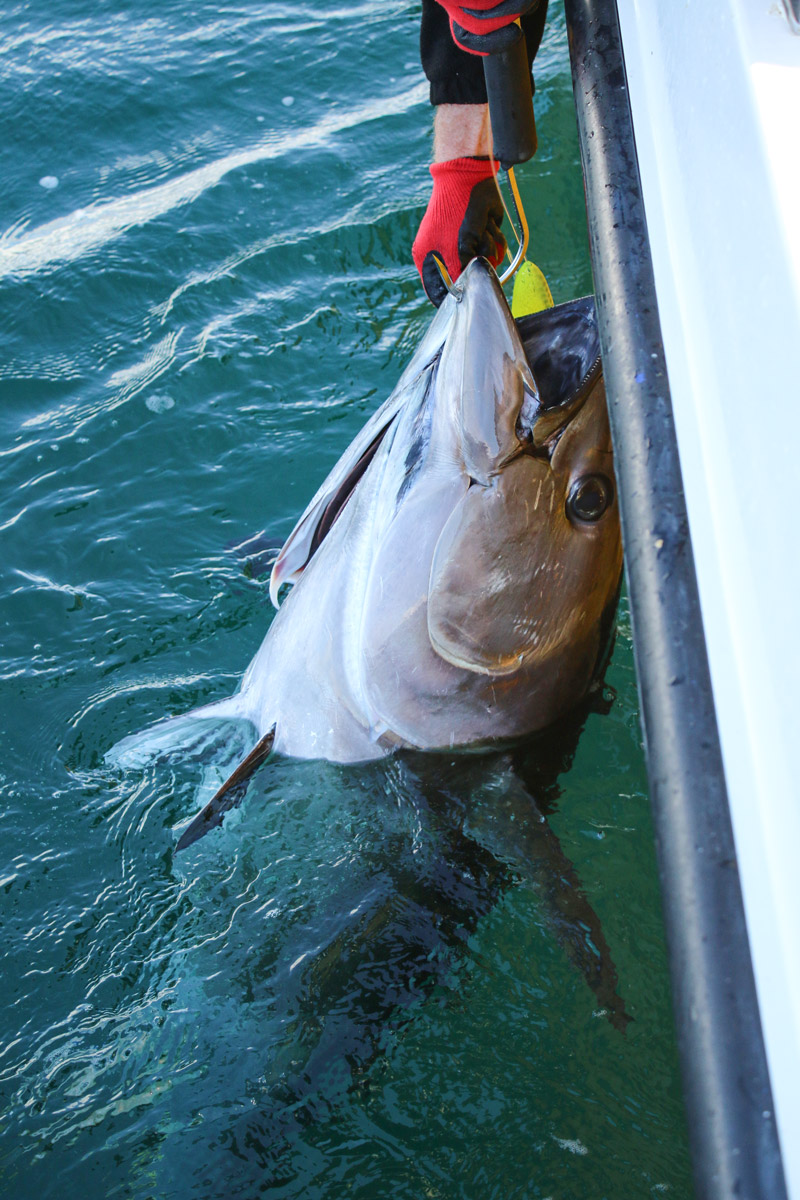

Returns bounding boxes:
[176,726,276,851]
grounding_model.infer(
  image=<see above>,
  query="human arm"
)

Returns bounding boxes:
[433,103,492,161]
[413,0,548,304]
[412,104,506,307]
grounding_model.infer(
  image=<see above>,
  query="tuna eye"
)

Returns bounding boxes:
[566,475,613,523]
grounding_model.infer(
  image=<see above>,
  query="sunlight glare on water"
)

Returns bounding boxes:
[0,2,692,1197]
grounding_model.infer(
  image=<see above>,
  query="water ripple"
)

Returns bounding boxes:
[0,84,427,281]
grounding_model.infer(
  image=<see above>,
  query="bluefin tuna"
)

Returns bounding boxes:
[110,258,622,847]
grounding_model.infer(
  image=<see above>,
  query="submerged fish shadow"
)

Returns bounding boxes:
[221,687,632,1167]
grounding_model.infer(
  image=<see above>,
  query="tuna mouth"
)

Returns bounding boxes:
[530,355,602,455]
[515,297,603,454]
[511,355,601,462]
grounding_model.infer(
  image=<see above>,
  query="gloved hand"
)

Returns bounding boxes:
[434,0,542,54]
[413,157,506,306]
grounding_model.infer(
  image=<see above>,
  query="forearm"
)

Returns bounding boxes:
[433,103,492,162]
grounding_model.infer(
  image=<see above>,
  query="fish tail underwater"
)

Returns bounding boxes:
[0,2,692,1197]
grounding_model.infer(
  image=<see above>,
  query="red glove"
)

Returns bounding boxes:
[413,157,506,306]
[435,0,542,55]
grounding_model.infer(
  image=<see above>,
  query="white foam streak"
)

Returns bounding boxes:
[0,84,427,282]
[105,331,181,403]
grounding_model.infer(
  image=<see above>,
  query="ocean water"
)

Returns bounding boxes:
[0,3,693,1197]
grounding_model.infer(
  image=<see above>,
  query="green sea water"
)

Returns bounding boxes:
[0,2,693,1196]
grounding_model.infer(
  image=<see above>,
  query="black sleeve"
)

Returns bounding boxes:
[420,0,548,107]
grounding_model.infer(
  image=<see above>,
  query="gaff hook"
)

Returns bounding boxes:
[496,164,529,286]
[430,252,459,300]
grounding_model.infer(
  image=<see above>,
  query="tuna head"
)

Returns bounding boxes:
[427,259,621,686]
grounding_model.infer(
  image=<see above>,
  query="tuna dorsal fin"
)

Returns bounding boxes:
[175,726,276,851]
